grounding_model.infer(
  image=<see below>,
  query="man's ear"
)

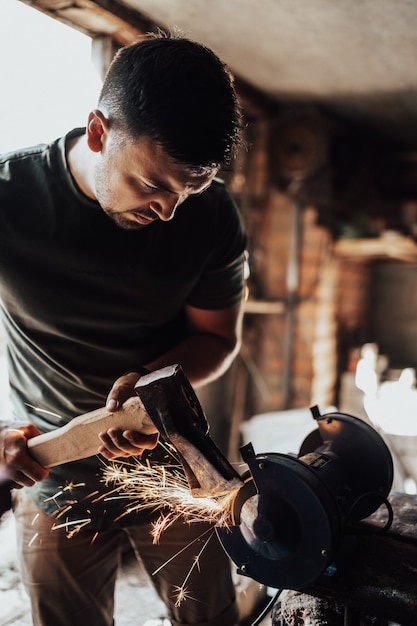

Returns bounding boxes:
[87,109,109,153]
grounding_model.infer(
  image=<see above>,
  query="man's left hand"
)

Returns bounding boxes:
[98,427,159,460]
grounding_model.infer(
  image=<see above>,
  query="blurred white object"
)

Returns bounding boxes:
[355,343,417,436]
[355,343,379,396]
[365,368,417,436]
[240,406,337,457]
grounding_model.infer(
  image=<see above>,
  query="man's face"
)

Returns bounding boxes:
[93,132,218,230]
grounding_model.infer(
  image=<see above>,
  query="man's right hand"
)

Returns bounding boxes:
[0,425,50,489]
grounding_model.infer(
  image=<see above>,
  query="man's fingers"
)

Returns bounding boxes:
[106,371,144,411]
[98,431,124,457]
[123,430,159,449]
[1,428,49,485]
[98,428,159,460]
[6,470,37,488]
[21,423,44,440]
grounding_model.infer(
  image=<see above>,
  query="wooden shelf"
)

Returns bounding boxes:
[244,299,285,314]
[333,234,417,262]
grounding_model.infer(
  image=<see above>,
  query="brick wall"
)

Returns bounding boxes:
[230,113,341,418]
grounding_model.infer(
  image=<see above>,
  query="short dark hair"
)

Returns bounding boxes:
[98,33,242,170]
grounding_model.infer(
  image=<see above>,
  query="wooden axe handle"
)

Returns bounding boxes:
[27,397,157,468]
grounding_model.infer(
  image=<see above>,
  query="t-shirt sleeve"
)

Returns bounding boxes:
[186,183,247,309]
[187,252,246,309]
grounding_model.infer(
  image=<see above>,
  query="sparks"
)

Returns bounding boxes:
[30,438,241,607]
[51,517,92,538]
[101,458,238,536]
[171,529,214,607]
[101,456,240,607]
[24,403,63,420]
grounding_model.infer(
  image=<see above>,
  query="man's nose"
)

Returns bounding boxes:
[149,193,181,221]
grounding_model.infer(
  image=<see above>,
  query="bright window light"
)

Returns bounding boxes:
[0,0,102,153]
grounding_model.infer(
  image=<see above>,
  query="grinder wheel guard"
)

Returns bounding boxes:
[216,407,393,590]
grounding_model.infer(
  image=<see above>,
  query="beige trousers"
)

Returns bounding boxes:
[13,491,238,626]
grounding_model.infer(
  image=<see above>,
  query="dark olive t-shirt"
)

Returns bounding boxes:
[0,129,246,527]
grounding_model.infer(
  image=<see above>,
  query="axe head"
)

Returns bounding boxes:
[135,364,243,497]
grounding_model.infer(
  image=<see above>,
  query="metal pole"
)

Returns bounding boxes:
[282,183,302,409]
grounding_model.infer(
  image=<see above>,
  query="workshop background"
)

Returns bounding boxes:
[2,1,417,624]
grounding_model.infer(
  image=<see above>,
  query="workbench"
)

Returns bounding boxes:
[272,492,417,626]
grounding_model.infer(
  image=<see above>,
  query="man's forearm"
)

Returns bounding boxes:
[145,332,240,388]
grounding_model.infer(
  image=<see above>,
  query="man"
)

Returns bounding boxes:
[0,34,247,626]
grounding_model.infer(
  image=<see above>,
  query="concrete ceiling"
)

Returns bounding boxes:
[119,0,417,144]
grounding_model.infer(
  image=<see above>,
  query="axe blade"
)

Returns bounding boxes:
[135,364,243,497]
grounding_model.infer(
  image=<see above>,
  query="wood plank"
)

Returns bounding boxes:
[333,235,417,262]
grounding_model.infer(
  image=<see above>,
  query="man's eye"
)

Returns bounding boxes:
[143,181,157,191]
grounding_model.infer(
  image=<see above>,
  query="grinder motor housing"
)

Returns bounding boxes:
[216,407,394,590]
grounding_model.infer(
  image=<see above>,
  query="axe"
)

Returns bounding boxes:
[27,364,243,497]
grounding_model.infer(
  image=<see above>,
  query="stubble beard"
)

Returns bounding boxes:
[102,209,144,230]
[94,168,156,231]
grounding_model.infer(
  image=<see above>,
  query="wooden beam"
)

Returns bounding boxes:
[18,0,157,45]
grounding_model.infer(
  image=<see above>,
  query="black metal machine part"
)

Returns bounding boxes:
[135,364,242,490]
[217,407,394,590]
